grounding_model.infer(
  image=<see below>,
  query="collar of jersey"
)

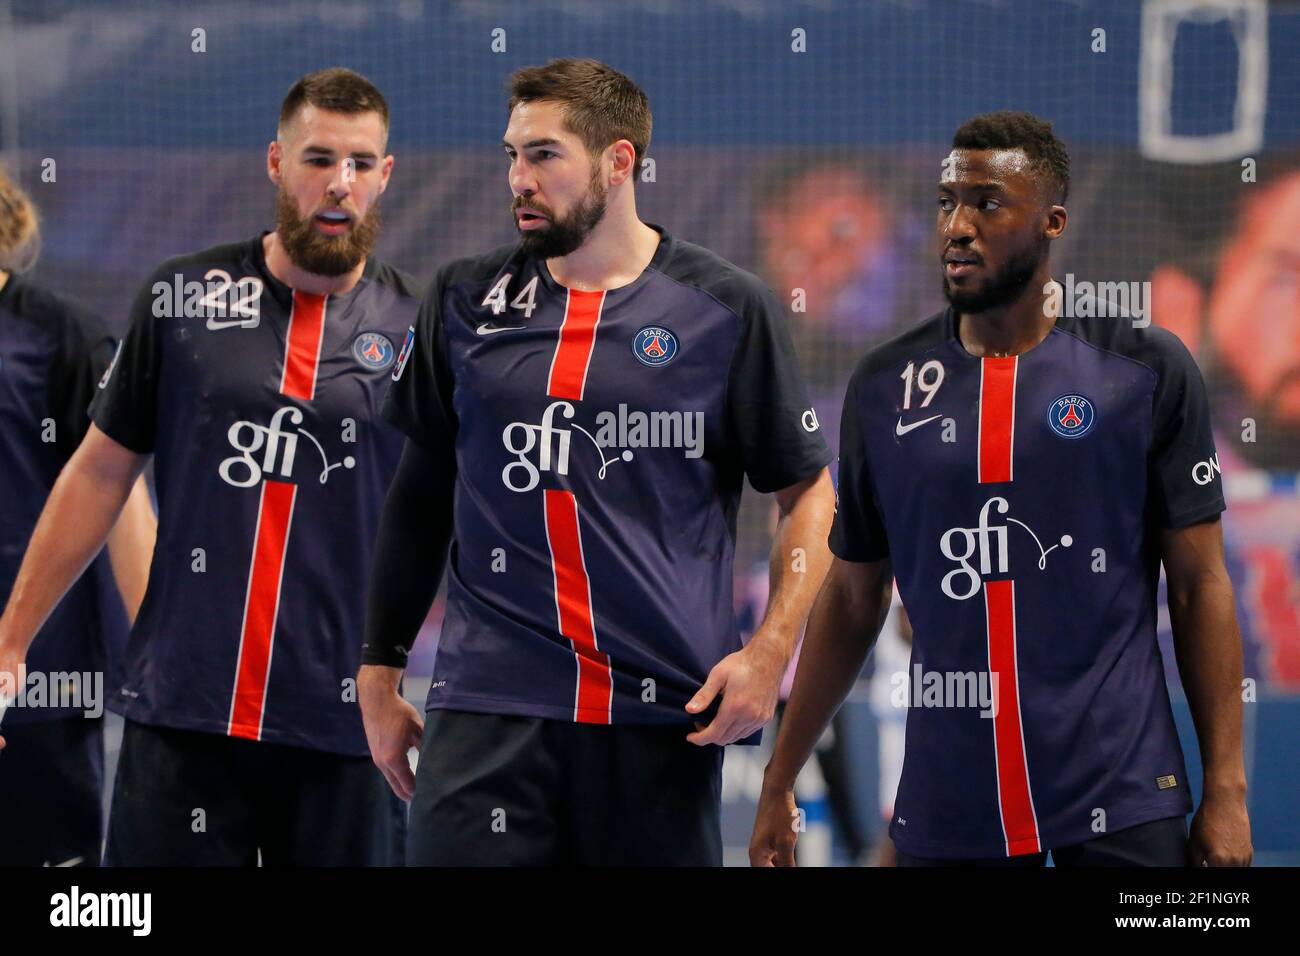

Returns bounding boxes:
[944,305,1066,362]
[533,222,674,297]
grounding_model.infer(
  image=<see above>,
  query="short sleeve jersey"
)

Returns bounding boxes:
[90,235,421,755]
[830,304,1224,857]
[0,275,123,722]
[382,225,832,732]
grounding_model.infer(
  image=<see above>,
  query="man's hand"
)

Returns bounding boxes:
[0,643,24,752]
[1188,790,1252,866]
[685,632,787,746]
[357,664,424,801]
[749,782,800,866]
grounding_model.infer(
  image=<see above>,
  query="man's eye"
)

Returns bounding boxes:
[309,158,331,166]
[981,199,1001,211]
[938,198,955,211]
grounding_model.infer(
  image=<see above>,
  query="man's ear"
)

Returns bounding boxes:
[267,140,283,187]
[608,140,637,186]
[1150,264,1206,356]
[1044,204,1068,242]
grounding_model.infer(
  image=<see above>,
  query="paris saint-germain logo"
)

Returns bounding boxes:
[632,326,678,367]
[1047,393,1095,439]
[353,331,395,371]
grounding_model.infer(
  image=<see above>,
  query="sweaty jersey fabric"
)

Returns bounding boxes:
[0,274,124,724]
[90,234,420,755]
[830,305,1223,858]
[379,225,832,732]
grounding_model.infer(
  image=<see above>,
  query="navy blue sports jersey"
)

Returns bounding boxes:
[90,235,420,755]
[0,274,124,723]
[830,305,1225,858]
[381,225,831,731]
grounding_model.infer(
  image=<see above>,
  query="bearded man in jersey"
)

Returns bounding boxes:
[751,112,1253,867]
[0,68,420,865]
[360,58,837,866]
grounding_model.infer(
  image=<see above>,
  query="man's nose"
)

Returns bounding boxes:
[944,205,976,243]
[510,159,537,197]
[328,160,355,201]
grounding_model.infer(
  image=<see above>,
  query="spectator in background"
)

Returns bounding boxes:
[1150,169,1300,687]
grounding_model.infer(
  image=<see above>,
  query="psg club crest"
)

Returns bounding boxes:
[353,331,395,371]
[1047,393,1096,439]
[632,325,678,368]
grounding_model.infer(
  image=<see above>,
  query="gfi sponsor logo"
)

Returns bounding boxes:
[219,406,355,488]
[502,400,704,493]
[1192,453,1221,486]
[939,496,1073,600]
[50,886,151,936]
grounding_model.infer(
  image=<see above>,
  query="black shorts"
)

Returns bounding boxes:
[407,709,724,866]
[0,716,104,867]
[896,815,1190,867]
[104,719,404,866]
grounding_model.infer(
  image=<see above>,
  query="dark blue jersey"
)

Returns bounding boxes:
[381,225,832,732]
[89,235,420,755]
[0,275,123,723]
[830,305,1225,858]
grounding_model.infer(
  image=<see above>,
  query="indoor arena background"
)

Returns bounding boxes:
[0,0,1295,864]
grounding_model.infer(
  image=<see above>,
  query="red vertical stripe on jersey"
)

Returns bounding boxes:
[546,289,605,400]
[978,356,1017,483]
[280,291,327,400]
[543,489,612,723]
[227,289,326,740]
[984,579,1040,856]
[228,479,297,740]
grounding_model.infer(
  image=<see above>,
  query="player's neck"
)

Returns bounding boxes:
[545,214,660,293]
[956,271,1059,359]
[262,232,365,297]
[0,270,8,294]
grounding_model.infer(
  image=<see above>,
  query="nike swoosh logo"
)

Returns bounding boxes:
[476,323,526,335]
[895,414,941,436]
[43,856,84,867]
[206,317,258,330]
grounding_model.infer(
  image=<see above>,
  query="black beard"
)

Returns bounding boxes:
[942,240,1045,314]
[516,175,608,260]
[275,188,380,277]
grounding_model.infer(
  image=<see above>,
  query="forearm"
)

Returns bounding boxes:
[753,471,836,661]
[0,453,141,654]
[107,475,157,626]
[361,439,454,672]
[1169,576,1247,796]
[763,559,891,791]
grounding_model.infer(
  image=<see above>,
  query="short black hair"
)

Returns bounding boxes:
[279,67,390,146]
[507,58,652,173]
[952,111,1070,204]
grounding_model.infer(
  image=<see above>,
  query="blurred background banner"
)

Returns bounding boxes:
[1,0,1295,863]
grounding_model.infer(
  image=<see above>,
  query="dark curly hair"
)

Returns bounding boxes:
[952,111,1070,205]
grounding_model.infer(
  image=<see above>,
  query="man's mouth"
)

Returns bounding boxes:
[315,208,353,235]
[944,250,981,278]
[516,208,550,230]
